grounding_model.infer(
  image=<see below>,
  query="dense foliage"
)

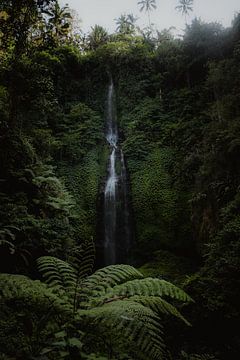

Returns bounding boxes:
[0,0,240,359]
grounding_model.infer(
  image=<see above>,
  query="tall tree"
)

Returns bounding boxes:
[87,25,108,50]
[138,0,157,28]
[115,13,138,35]
[0,0,56,128]
[44,1,72,43]
[175,0,194,22]
[0,0,54,55]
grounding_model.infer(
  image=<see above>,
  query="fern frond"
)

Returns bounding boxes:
[37,256,77,294]
[107,278,193,302]
[128,296,191,326]
[82,264,144,293]
[79,300,165,360]
[0,273,68,313]
[69,238,95,280]
[0,239,15,253]
[188,354,218,360]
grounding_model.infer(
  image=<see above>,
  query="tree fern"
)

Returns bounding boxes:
[67,239,95,311]
[80,300,165,360]
[101,277,193,302]
[68,238,95,280]
[37,240,95,310]
[0,233,192,359]
[37,256,77,298]
[128,295,191,325]
[189,355,218,360]
[82,264,144,293]
[0,226,17,254]
[4,256,192,360]
[181,352,218,360]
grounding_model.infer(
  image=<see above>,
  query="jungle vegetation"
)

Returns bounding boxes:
[0,0,240,359]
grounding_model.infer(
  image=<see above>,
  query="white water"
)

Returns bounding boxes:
[105,148,117,198]
[106,81,118,147]
[104,80,118,264]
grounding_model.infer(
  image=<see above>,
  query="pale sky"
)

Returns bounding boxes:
[60,0,240,34]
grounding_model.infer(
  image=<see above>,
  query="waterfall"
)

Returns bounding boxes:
[103,79,132,265]
[104,80,118,265]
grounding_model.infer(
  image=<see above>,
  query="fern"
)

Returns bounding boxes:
[3,256,192,360]
[82,264,144,293]
[101,277,193,302]
[181,353,218,360]
[79,300,165,360]
[128,296,191,326]
[69,238,95,280]
[189,355,218,360]
[37,240,95,310]
[37,256,77,296]
[0,227,16,254]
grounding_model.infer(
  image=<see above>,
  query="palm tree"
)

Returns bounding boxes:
[115,13,138,35]
[128,13,138,28]
[138,0,157,28]
[155,27,175,46]
[87,25,109,50]
[175,0,194,22]
[44,2,72,41]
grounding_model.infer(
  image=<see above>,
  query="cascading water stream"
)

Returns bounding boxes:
[104,80,118,265]
[103,79,132,265]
